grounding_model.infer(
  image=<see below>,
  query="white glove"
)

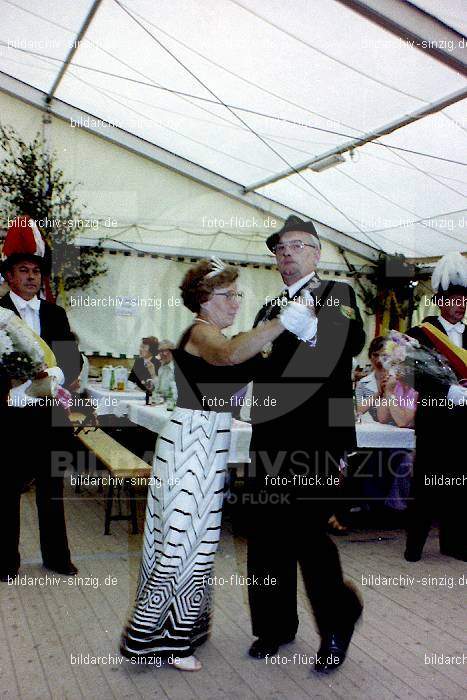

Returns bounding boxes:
[46,366,65,386]
[279,300,318,341]
[297,289,318,340]
[447,384,467,406]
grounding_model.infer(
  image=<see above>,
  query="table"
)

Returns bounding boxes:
[356,413,415,450]
[87,381,146,416]
[116,401,252,464]
[89,388,415,457]
[118,402,415,451]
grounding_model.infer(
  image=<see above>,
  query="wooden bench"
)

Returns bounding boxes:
[75,428,150,535]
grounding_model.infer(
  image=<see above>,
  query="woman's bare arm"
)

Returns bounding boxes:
[187,319,284,366]
[387,398,417,428]
[356,391,379,416]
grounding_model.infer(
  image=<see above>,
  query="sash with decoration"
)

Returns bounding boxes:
[420,322,467,381]
[10,317,72,410]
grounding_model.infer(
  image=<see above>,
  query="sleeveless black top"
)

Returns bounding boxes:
[173,325,260,412]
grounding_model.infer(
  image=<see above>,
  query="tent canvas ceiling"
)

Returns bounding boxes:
[0,0,466,259]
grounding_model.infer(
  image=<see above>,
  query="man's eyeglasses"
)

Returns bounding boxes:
[212,292,244,300]
[273,240,318,255]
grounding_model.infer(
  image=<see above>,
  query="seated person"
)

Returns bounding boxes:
[129,336,160,392]
[153,340,177,400]
[354,336,416,514]
[355,336,417,428]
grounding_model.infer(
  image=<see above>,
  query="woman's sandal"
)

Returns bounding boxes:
[172,655,202,672]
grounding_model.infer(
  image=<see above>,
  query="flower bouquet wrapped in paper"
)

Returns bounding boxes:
[379,330,459,395]
[0,307,57,399]
[0,307,45,378]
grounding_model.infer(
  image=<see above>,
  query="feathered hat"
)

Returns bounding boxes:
[431,252,467,302]
[1,215,54,301]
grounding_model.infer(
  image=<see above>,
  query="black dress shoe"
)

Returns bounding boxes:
[315,590,362,674]
[43,562,79,576]
[248,635,295,659]
[404,548,421,562]
[315,627,355,673]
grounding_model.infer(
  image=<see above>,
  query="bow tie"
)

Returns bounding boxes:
[449,322,465,334]
[22,299,40,311]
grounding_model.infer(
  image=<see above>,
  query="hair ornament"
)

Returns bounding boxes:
[204,256,227,279]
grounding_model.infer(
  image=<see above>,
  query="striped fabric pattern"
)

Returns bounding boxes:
[121,408,232,659]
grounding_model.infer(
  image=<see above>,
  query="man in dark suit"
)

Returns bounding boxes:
[128,336,160,392]
[405,276,466,562]
[0,252,81,581]
[408,289,466,353]
[246,217,365,673]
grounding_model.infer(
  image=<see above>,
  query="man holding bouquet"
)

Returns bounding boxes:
[405,253,467,562]
[0,234,81,581]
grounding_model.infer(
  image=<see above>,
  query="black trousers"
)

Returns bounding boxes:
[1,406,73,574]
[406,487,466,558]
[246,501,359,641]
[406,405,466,559]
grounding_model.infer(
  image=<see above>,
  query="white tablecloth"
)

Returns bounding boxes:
[87,382,146,416]
[121,401,252,464]
[356,413,415,450]
[90,388,415,456]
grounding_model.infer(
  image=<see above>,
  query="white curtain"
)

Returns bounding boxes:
[67,252,283,356]
[67,251,373,357]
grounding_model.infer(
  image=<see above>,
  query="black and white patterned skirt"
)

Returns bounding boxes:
[121,408,232,660]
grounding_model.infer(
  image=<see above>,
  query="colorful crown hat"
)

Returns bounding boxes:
[1,215,47,274]
[1,215,55,301]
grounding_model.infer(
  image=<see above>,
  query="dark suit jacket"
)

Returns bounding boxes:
[129,356,160,392]
[0,293,81,388]
[407,316,466,489]
[249,279,365,490]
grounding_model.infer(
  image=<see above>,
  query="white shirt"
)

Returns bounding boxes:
[286,272,318,299]
[438,316,465,348]
[9,290,41,335]
[155,361,177,400]
[78,353,89,393]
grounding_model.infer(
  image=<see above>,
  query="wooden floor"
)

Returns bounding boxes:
[1,481,465,700]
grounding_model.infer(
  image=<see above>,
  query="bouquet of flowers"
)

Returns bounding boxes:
[379,330,458,394]
[0,307,45,382]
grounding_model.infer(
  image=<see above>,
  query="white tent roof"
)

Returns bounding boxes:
[0,0,466,259]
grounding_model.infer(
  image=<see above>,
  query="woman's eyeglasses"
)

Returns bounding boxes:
[212,292,244,300]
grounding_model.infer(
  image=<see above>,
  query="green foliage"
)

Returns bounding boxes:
[357,252,428,321]
[0,123,106,295]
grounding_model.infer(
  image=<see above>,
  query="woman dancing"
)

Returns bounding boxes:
[120,257,314,671]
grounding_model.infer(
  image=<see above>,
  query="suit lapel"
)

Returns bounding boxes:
[430,318,448,337]
[1,293,21,318]
[292,280,334,317]
[39,300,50,342]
